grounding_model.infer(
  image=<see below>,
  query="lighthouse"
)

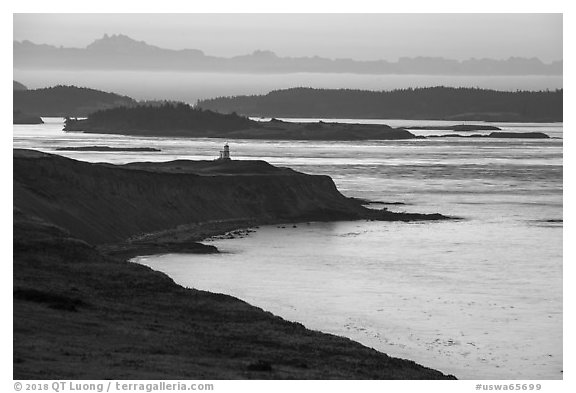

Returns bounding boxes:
[218,143,231,161]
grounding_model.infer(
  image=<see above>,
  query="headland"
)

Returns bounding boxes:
[13,149,455,379]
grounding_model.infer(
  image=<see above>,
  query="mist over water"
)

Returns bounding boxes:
[13,70,563,103]
[14,118,562,379]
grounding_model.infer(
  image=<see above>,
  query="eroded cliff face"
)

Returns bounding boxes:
[14,149,366,245]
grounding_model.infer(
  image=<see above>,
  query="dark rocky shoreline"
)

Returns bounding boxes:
[13,149,456,379]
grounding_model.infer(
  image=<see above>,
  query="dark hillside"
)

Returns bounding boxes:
[13,85,136,117]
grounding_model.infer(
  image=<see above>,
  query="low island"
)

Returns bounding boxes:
[427,131,551,139]
[56,146,161,152]
[14,149,455,379]
[404,125,501,131]
[62,103,551,140]
[63,103,421,141]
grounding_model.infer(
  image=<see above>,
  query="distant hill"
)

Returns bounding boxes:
[14,34,562,76]
[197,87,563,122]
[13,85,137,117]
[13,81,27,91]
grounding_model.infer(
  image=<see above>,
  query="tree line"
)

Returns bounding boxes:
[197,87,563,122]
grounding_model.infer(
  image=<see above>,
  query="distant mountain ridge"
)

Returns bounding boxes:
[197,87,563,123]
[14,34,562,76]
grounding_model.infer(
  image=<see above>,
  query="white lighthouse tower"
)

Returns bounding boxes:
[218,143,231,161]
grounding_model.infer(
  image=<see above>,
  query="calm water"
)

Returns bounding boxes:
[14,118,563,379]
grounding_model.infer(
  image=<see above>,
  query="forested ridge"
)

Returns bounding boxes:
[197,87,563,122]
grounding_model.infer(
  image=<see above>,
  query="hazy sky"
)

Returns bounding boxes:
[13,13,562,62]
